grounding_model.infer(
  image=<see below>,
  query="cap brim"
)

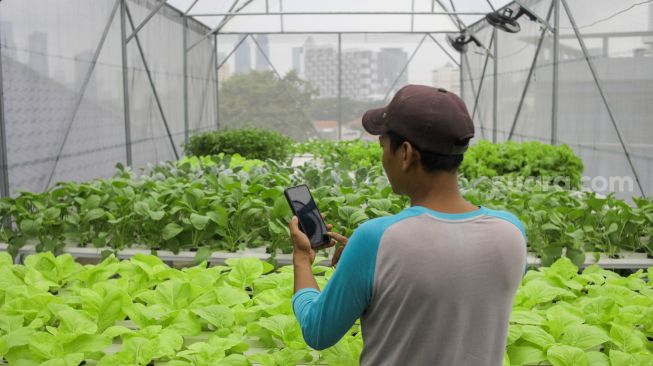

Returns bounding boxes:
[362,107,389,135]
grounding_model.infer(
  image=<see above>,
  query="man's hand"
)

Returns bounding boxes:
[326,232,348,266]
[289,216,336,264]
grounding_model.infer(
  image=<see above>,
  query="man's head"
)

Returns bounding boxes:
[362,85,474,195]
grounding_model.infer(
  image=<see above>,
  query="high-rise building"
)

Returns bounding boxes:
[28,31,48,77]
[302,38,378,100]
[376,48,407,95]
[342,49,376,100]
[234,35,251,74]
[255,34,269,71]
[303,38,338,98]
[292,46,304,77]
[432,63,460,95]
[217,52,231,83]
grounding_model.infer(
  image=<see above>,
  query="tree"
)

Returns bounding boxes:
[219,70,318,141]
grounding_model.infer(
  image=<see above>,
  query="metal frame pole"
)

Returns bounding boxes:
[249,35,319,136]
[187,0,253,52]
[0,23,9,197]
[551,0,560,145]
[470,32,495,136]
[492,28,498,143]
[338,33,342,141]
[411,0,415,32]
[383,34,428,101]
[188,11,489,17]
[213,34,220,130]
[217,36,248,69]
[508,2,554,141]
[195,47,217,131]
[45,0,121,190]
[459,51,464,100]
[125,4,179,160]
[183,15,189,145]
[126,0,168,43]
[463,53,487,139]
[560,0,645,196]
[279,0,285,33]
[120,0,132,167]
[427,33,460,67]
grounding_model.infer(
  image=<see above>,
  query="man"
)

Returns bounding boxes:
[289,85,527,365]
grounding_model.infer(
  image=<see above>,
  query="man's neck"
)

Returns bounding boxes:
[408,171,478,214]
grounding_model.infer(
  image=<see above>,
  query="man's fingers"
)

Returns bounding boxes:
[289,216,302,238]
[332,246,345,267]
[327,232,348,245]
[326,223,333,231]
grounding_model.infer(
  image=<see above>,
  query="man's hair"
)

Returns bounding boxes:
[386,131,464,173]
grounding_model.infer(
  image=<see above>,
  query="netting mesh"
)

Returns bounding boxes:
[0,0,650,198]
[462,0,653,197]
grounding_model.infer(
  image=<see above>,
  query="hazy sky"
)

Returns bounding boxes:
[166,0,653,87]
[167,0,508,86]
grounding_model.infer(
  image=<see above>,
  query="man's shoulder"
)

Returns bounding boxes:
[481,207,527,239]
[355,209,422,241]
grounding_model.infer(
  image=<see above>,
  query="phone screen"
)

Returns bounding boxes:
[285,185,329,248]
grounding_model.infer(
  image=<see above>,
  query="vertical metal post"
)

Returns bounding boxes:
[459,52,464,101]
[337,33,342,141]
[411,0,415,32]
[508,2,554,141]
[551,0,560,145]
[0,25,10,198]
[213,34,220,130]
[492,28,498,143]
[279,0,285,33]
[120,0,132,166]
[183,16,189,145]
[561,0,645,196]
[125,3,179,160]
[470,33,494,128]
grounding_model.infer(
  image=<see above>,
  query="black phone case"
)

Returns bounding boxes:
[284,185,330,248]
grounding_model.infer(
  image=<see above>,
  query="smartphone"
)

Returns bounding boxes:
[284,184,330,248]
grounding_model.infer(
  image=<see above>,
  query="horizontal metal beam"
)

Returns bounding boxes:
[188,11,490,17]
[213,30,459,35]
[126,0,168,43]
[2,244,651,269]
[184,0,199,15]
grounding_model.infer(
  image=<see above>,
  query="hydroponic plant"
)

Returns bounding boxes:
[0,253,651,365]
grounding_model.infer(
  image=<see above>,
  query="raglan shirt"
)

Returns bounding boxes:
[292,205,527,366]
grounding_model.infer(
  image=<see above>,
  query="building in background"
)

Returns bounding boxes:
[292,46,304,77]
[217,52,231,83]
[432,62,460,94]
[28,31,48,77]
[234,35,251,74]
[342,49,376,100]
[301,38,383,100]
[303,38,338,98]
[376,48,407,95]
[255,34,269,71]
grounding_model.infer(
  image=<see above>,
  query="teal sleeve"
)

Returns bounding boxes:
[291,221,381,350]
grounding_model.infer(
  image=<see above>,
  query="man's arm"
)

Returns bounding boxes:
[290,220,378,350]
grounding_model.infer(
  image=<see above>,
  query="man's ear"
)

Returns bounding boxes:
[401,142,418,171]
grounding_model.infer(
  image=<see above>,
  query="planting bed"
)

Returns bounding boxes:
[0,253,651,366]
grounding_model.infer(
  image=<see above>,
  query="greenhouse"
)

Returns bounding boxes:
[0,0,652,365]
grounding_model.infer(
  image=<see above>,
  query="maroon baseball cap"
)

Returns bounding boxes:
[362,85,474,155]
